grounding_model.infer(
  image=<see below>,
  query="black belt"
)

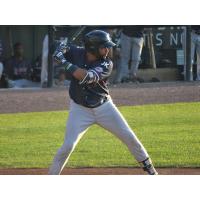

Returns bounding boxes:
[83,95,108,108]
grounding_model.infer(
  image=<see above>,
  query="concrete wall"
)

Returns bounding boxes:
[137,68,179,82]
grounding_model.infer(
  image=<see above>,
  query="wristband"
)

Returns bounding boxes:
[63,61,79,74]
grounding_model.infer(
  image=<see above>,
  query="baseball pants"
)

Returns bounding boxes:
[48,98,149,175]
[191,32,200,81]
[183,31,200,80]
[115,33,144,82]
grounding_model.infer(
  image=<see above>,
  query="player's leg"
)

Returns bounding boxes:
[113,48,122,84]
[95,99,157,175]
[41,34,49,87]
[119,33,131,82]
[48,100,95,175]
[0,62,3,79]
[195,36,200,80]
[191,32,197,80]
[129,37,144,81]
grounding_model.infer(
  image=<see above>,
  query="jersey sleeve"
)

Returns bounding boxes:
[62,45,85,80]
[79,59,113,85]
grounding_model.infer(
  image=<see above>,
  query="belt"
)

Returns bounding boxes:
[84,96,109,108]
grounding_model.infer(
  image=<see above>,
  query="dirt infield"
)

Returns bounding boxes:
[0,167,200,175]
[1,81,200,175]
[0,81,200,113]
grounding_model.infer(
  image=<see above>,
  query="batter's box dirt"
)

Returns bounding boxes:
[0,168,200,175]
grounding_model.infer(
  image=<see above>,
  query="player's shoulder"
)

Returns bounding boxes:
[96,57,113,69]
[91,58,113,75]
[96,58,113,67]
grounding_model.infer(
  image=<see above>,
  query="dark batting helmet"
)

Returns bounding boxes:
[84,30,116,56]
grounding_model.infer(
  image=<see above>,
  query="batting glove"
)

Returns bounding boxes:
[53,47,78,74]
[53,50,67,64]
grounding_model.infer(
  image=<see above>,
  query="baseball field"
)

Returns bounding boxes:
[0,82,200,175]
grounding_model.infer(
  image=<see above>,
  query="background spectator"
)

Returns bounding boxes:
[114,26,145,83]
[0,39,4,79]
[191,26,200,81]
[0,39,9,88]
[4,42,39,88]
[4,42,31,80]
[41,34,49,88]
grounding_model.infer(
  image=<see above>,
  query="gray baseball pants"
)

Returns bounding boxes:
[183,31,200,80]
[191,32,200,80]
[48,98,149,175]
[115,33,144,82]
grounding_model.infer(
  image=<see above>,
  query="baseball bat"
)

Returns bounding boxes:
[70,25,87,43]
[62,25,87,47]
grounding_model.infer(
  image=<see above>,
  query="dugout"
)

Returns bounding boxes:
[51,25,192,83]
[0,25,48,61]
[0,25,193,87]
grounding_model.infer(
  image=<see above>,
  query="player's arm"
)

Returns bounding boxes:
[54,50,112,84]
[54,51,87,80]
[78,60,112,84]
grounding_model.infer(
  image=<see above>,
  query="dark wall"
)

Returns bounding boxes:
[0,25,185,68]
[0,25,48,63]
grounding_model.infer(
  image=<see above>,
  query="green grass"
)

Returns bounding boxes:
[0,102,200,168]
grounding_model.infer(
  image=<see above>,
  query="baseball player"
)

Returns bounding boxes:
[183,26,200,81]
[114,26,145,84]
[191,26,200,81]
[48,30,158,175]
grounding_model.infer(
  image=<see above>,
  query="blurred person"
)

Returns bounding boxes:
[31,55,42,82]
[0,40,9,88]
[115,26,145,83]
[0,62,3,79]
[4,42,38,87]
[191,26,200,81]
[183,26,200,81]
[54,68,70,87]
[41,34,49,87]
[111,29,122,84]
[5,42,31,80]
[0,40,4,79]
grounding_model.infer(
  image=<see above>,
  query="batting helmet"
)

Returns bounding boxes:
[84,30,116,56]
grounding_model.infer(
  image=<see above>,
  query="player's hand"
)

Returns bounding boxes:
[53,46,77,73]
[53,49,67,64]
[57,42,68,53]
[53,41,69,64]
[53,41,78,73]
